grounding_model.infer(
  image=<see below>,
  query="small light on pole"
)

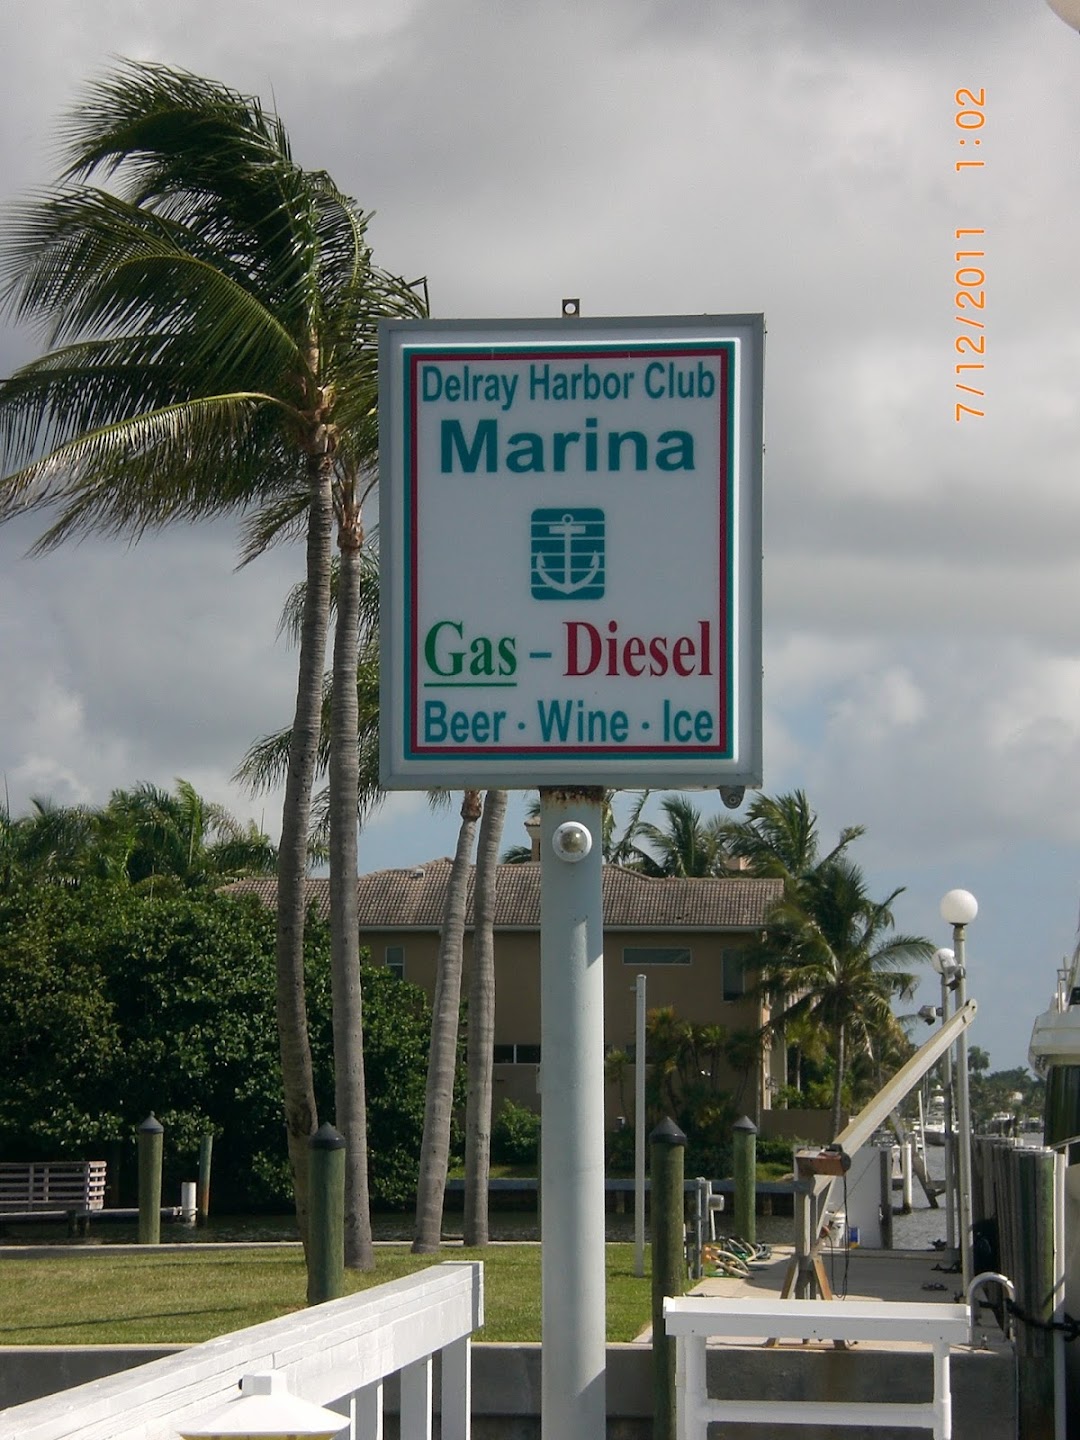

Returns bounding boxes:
[940,890,978,1296]
[178,1372,347,1440]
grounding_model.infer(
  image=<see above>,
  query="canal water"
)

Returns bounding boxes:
[0,1144,957,1249]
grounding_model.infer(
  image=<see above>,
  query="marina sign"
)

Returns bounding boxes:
[378,314,763,789]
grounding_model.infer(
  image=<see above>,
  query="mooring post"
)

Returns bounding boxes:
[197,1133,213,1226]
[308,1122,345,1305]
[733,1115,758,1244]
[137,1113,163,1245]
[539,788,606,1440]
[1015,1146,1057,1440]
[651,1116,687,1440]
[879,1146,894,1249]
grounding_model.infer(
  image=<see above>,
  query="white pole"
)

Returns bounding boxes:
[901,1141,914,1212]
[940,970,957,1262]
[952,923,975,1297]
[540,789,607,1440]
[634,972,647,1278]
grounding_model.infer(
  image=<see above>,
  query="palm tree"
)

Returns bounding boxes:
[718,790,864,887]
[237,547,384,1268]
[413,788,483,1253]
[464,788,507,1247]
[623,793,727,877]
[756,858,931,1136]
[106,779,276,893]
[0,60,423,1257]
[234,560,383,845]
[0,796,131,888]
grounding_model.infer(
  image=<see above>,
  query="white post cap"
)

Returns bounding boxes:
[178,1372,347,1439]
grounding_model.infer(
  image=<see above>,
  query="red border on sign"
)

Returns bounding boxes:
[405,344,732,760]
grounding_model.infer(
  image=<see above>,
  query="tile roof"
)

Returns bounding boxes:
[227,862,783,932]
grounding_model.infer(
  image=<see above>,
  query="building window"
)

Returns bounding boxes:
[385,945,405,980]
[722,949,746,1000]
[622,946,692,967]
[493,1043,541,1064]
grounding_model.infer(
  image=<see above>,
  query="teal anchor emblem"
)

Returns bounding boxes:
[531,508,605,600]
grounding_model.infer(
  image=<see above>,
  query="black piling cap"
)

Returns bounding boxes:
[733,1115,758,1135]
[310,1122,346,1151]
[138,1113,164,1135]
[649,1116,687,1147]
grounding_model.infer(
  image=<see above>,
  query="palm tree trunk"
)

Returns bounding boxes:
[831,1025,847,1139]
[412,789,482,1253]
[329,504,374,1269]
[275,448,333,1250]
[464,789,507,1247]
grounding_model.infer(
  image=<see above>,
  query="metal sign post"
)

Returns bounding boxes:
[379,313,764,1439]
[539,788,606,1440]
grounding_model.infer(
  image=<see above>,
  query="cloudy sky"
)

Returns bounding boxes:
[1,0,1079,1072]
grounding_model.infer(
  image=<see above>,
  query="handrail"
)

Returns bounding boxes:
[0,1260,483,1440]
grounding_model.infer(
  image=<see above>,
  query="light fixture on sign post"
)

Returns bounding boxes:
[178,1372,347,1440]
[939,890,978,1295]
[552,820,593,863]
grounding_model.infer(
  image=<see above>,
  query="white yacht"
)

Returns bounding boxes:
[1028,939,1080,1155]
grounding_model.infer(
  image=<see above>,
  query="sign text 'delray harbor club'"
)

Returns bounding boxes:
[378,315,763,789]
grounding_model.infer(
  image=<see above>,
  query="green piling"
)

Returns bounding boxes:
[197,1134,213,1226]
[136,1113,163,1245]
[651,1116,687,1440]
[307,1123,346,1306]
[733,1115,758,1245]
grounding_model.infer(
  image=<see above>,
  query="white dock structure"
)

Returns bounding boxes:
[664,1295,973,1439]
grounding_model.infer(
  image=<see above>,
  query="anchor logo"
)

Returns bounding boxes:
[531,508,605,600]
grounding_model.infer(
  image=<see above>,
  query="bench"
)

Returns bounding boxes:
[0,1161,107,1214]
[663,1295,972,1439]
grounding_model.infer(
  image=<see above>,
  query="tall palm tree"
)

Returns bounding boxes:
[237,546,384,1268]
[0,60,423,1257]
[413,788,483,1253]
[464,788,507,1247]
[756,858,931,1136]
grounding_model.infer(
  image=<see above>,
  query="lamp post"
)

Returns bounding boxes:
[930,947,958,1264]
[178,1372,347,1439]
[940,889,978,1295]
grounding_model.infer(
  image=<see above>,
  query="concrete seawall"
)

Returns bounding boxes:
[0,1337,1015,1439]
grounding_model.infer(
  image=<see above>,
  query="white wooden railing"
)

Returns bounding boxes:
[0,1261,482,1440]
[663,1294,972,1440]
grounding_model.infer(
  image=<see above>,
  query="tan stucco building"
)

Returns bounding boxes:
[234,861,784,1125]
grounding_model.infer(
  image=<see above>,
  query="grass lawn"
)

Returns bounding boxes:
[0,1244,653,1347]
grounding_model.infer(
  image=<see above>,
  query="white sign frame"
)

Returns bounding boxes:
[378,314,763,790]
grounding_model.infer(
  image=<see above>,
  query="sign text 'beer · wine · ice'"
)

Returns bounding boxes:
[378,314,763,790]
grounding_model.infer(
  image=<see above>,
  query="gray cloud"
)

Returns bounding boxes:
[0,0,1077,1070]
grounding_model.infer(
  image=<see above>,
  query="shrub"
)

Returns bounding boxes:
[491,1100,540,1166]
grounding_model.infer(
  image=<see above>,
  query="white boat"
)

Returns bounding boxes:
[918,1091,951,1148]
[1029,942,1080,1075]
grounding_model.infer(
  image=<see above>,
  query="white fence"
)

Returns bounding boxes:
[0,1261,482,1440]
